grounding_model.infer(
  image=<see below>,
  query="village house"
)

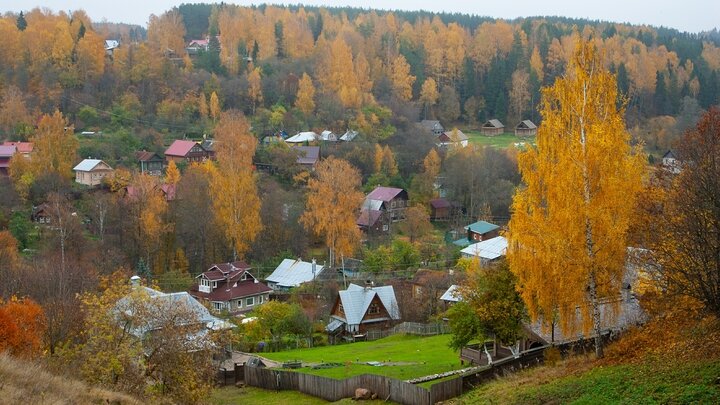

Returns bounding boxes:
[480,119,505,136]
[339,129,358,142]
[31,203,52,224]
[662,150,681,173]
[440,284,462,308]
[164,140,214,164]
[265,258,324,291]
[0,145,15,175]
[319,130,338,142]
[294,146,320,169]
[429,198,451,221]
[104,39,119,56]
[420,120,444,136]
[73,159,114,186]
[326,283,401,338]
[453,220,500,247]
[460,236,508,264]
[188,262,272,314]
[357,186,409,234]
[515,120,537,137]
[2,141,33,159]
[185,38,209,55]
[285,131,319,144]
[136,151,164,175]
[437,129,469,148]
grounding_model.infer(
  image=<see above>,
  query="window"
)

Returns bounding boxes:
[201,279,210,287]
[246,297,255,307]
[383,224,389,232]
[213,302,223,311]
[391,200,396,208]
[258,295,264,304]
[368,304,380,315]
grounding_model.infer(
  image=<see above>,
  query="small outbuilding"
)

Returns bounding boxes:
[515,120,537,137]
[480,119,505,136]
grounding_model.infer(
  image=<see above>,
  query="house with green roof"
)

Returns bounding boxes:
[453,220,500,247]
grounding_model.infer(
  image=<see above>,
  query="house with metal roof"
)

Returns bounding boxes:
[266,258,324,291]
[319,130,338,142]
[453,220,500,247]
[285,131,319,143]
[73,158,114,186]
[294,145,320,167]
[357,186,409,234]
[420,120,444,136]
[0,145,16,175]
[460,236,508,263]
[326,283,401,337]
[437,128,469,148]
[165,140,213,163]
[188,261,272,314]
[440,284,462,304]
[340,129,358,141]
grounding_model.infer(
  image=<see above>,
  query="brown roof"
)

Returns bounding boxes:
[366,187,407,202]
[189,279,272,302]
[136,151,163,162]
[165,140,201,157]
[201,261,252,281]
[429,198,451,209]
[357,209,383,227]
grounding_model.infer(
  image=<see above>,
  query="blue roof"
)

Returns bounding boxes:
[464,221,499,235]
[453,238,474,247]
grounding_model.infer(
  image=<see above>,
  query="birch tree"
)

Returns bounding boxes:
[506,41,645,358]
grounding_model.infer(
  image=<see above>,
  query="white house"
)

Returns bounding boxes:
[73,159,113,186]
[326,283,400,335]
[265,258,324,291]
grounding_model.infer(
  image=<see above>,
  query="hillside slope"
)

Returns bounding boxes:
[0,353,141,405]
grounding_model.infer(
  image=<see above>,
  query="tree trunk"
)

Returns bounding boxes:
[588,271,604,358]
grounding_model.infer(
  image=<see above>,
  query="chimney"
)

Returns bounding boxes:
[130,275,141,287]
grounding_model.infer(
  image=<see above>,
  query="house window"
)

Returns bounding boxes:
[213,302,224,311]
[258,295,264,304]
[391,200,396,208]
[201,279,210,288]
[383,224,389,232]
[246,297,255,306]
[237,299,243,308]
[212,281,217,288]
[368,304,380,315]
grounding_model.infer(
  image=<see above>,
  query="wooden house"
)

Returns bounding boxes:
[188,261,272,314]
[294,146,320,169]
[31,203,52,224]
[437,129,469,148]
[2,142,33,159]
[453,220,500,247]
[515,120,537,137]
[73,159,114,186]
[136,151,164,176]
[326,283,400,337]
[429,198,451,220]
[165,140,214,164]
[357,187,409,234]
[480,119,505,136]
[0,145,15,175]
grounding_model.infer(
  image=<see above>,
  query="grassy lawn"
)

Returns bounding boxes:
[451,357,720,404]
[465,131,535,149]
[261,334,463,381]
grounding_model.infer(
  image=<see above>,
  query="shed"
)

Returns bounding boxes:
[429,198,451,220]
[515,120,537,137]
[480,119,505,136]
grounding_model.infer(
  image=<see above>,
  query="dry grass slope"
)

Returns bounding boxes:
[0,353,141,405]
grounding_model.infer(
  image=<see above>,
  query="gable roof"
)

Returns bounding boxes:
[320,130,337,141]
[357,209,383,227]
[441,129,468,142]
[294,146,320,165]
[420,120,444,131]
[2,142,33,154]
[464,220,500,235]
[201,261,252,281]
[366,186,406,202]
[483,119,505,129]
[337,284,400,325]
[286,131,318,143]
[165,140,201,157]
[266,259,325,288]
[0,145,16,158]
[136,151,163,162]
[429,198,451,209]
[516,120,537,129]
[460,236,508,260]
[340,130,358,141]
[662,150,677,159]
[440,285,462,302]
[73,159,111,172]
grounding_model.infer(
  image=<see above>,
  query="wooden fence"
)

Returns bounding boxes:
[365,321,451,341]
[216,363,244,386]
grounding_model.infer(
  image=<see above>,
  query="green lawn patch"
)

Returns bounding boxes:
[212,386,389,404]
[453,358,720,404]
[465,131,535,149]
[262,334,463,381]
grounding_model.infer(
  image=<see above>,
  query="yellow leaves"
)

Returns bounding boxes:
[420,78,439,105]
[295,72,316,115]
[147,9,186,56]
[507,40,646,337]
[209,91,221,121]
[248,67,264,114]
[165,160,181,185]
[389,54,415,101]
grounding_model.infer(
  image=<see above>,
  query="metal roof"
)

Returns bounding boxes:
[340,130,358,141]
[460,236,508,260]
[286,131,318,143]
[440,285,462,302]
[0,145,16,157]
[366,186,405,202]
[266,258,325,288]
[337,284,400,326]
[464,221,499,235]
[73,159,110,172]
[483,119,505,128]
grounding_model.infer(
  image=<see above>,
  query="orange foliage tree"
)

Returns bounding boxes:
[0,297,46,358]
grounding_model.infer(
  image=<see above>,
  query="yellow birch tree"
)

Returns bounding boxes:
[506,41,645,358]
[208,111,262,260]
[390,54,416,101]
[301,157,364,267]
[295,72,316,115]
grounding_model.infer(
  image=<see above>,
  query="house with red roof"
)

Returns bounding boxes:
[0,145,16,175]
[164,140,213,164]
[188,261,272,314]
[2,142,33,158]
[357,186,409,234]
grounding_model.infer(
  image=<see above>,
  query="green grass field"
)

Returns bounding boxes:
[451,358,720,404]
[464,131,535,149]
[211,386,386,405]
[261,334,463,381]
